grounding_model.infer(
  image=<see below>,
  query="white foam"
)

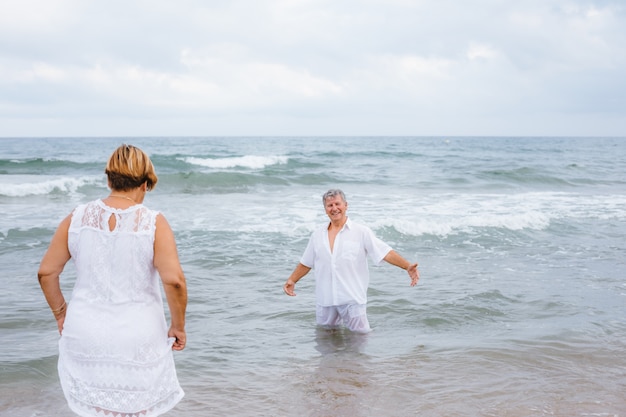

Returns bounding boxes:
[138,190,626,238]
[0,175,103,197]
[359,192,626,237]
[182,155,288,170]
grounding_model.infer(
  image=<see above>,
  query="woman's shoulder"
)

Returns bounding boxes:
[70,199,97,216]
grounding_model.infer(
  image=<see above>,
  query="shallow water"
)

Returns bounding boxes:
[1,137,625,416]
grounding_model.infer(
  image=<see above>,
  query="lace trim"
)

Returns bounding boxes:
[75,200,157,233]
[65,376,183,417]
[59,341,183,416]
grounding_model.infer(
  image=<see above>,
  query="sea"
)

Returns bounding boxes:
[0,137,625,417]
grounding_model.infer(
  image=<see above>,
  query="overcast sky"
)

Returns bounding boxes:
[1,0,624,137]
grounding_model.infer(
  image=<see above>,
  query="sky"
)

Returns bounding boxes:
[0,0,625,137]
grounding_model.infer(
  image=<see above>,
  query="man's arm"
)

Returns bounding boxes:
[384,250,420,286]
[283,263,312,296]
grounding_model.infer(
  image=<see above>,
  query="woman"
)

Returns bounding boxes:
[38,144,187,417]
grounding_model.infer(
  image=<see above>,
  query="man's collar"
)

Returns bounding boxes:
[327,217,351,230]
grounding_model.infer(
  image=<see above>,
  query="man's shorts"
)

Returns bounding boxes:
[316,303,371,333]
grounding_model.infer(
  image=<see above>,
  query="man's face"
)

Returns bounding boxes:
[324,195,348,222]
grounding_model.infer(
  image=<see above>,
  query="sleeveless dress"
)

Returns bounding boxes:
[58,199,184,417]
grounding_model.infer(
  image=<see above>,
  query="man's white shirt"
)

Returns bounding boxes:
[300,218,392,306]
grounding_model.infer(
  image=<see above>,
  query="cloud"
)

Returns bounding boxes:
[0,0,624,136]
[179,47,345,102]
[466,43,499,61]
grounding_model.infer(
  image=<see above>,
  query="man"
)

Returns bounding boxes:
[283,189,420,333]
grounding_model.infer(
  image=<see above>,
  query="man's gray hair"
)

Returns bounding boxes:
[322,189,346,205]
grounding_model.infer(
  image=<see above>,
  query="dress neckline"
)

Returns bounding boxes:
[96,198,143,213]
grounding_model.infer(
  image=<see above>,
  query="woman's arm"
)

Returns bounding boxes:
[38,215,72,334]
[154,214,188,351]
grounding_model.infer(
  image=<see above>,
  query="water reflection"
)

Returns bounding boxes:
[306,328,374,417]
[314,327,369,355]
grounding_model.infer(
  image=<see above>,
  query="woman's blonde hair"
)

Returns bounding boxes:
[105,144,158,191]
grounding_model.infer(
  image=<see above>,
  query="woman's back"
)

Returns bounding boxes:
[68,199,161,305]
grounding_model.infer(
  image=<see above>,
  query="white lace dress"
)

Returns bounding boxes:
[59,199,184,417]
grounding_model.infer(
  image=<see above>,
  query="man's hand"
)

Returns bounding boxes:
[407,263,420,286]
[283,279,297,296]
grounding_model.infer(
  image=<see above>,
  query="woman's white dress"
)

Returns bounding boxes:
[59,199,184,417]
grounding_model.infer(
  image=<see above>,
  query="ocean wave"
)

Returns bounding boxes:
[182,155,289,170]
[0,175,103,197]
[0,157,100,174]
[155,170,343,193]
[149,191,626,241]
[475,166,625,188]
[362,192,626,237]
[479,167,568,184]
[158,171,289,193]
[371,211,551,237]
